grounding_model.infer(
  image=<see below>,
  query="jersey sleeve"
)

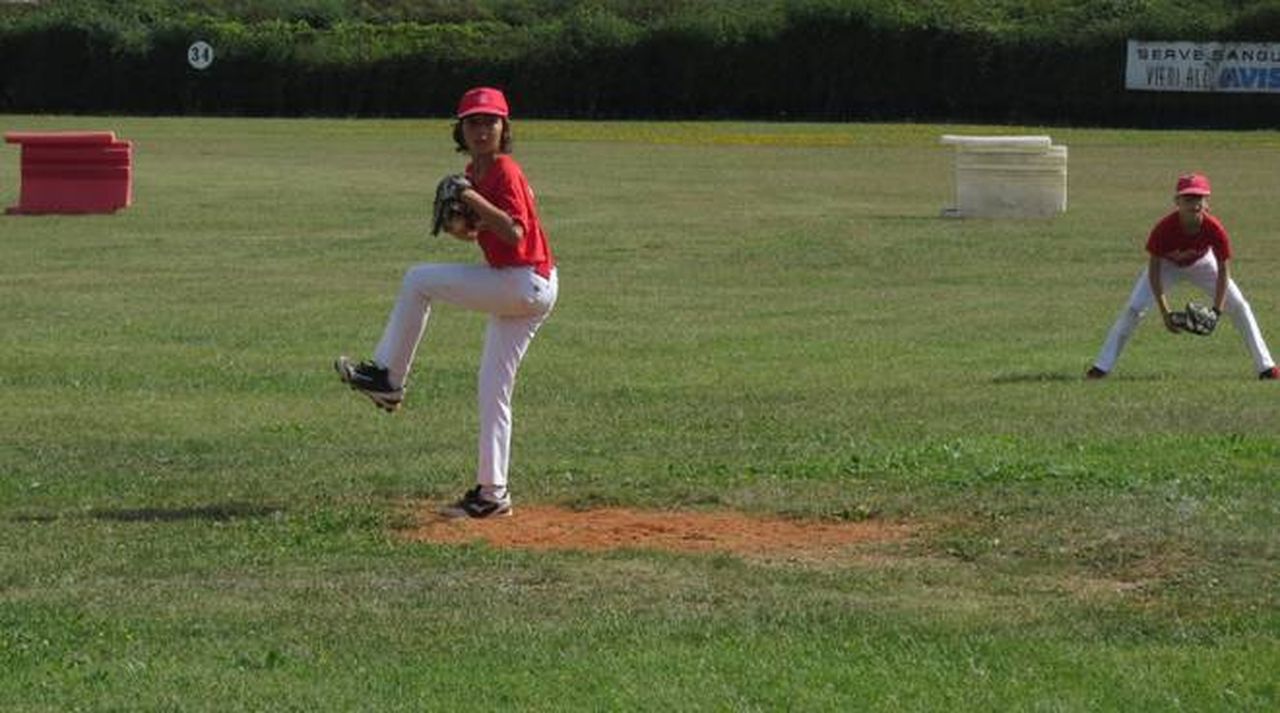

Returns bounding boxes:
[1207,216,1233,261]
[1145,221,1165,256]
[483,157,533,234]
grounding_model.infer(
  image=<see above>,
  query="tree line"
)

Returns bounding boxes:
[2,0,1278,126]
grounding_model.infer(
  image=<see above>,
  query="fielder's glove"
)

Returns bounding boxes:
[431,173,474,236]
[1176,301,1220,336]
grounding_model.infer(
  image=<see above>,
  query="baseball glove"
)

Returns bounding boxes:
[431,173,474,236]
[1178,301,1220,336]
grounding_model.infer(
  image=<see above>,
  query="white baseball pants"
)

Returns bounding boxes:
[373,264,557,493]
[1094,254,1274,373]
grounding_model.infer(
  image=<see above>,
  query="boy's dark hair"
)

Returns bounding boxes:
[454,118,513,154]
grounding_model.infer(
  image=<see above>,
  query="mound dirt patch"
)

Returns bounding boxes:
[401,505,913,562]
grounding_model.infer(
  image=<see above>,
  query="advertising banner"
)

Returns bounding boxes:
[1126,40,1280,93]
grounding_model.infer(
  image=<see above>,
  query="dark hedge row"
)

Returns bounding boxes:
[2,0,1279,126]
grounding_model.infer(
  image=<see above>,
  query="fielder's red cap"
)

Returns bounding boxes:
[456,87,509,119]
[1175,173,1211,196]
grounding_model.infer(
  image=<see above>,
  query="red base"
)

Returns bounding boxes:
[5,131,133,215]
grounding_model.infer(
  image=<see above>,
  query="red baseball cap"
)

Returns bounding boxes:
[456,87,509,119]
[1175,173,1211,196]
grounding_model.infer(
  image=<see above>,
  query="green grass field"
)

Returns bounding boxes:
[1,116,1277,710]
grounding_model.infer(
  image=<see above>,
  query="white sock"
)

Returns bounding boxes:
[480,486,508,503]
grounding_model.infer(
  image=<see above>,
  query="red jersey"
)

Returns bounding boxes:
[1146,210,1232,267]
[467,155,555,278]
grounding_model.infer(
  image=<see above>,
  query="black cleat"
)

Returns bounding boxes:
[439,486,512,519]
[334,356,404,412]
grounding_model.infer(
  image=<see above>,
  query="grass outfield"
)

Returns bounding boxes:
[1,116,1277,710]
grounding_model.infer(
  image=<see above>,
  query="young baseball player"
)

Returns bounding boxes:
[336,86,558,518]
[1087,172,1279,380]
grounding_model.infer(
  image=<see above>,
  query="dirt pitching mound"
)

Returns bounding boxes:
[401,505,913,562]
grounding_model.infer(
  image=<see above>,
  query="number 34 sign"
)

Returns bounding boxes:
[188,41,214,70]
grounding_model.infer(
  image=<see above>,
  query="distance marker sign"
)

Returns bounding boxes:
[188,41,214,70]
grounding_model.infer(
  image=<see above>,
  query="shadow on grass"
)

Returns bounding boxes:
[991,371,1080,384]
[89,502,283,523]
[991,371,1170,384]
[9,513,59,523]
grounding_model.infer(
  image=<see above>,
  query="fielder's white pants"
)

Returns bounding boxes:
[1094,254,1273,373]
[374,264,557,493]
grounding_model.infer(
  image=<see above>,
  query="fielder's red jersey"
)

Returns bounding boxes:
[1146,211,1232,266]
[467,155,555,278]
